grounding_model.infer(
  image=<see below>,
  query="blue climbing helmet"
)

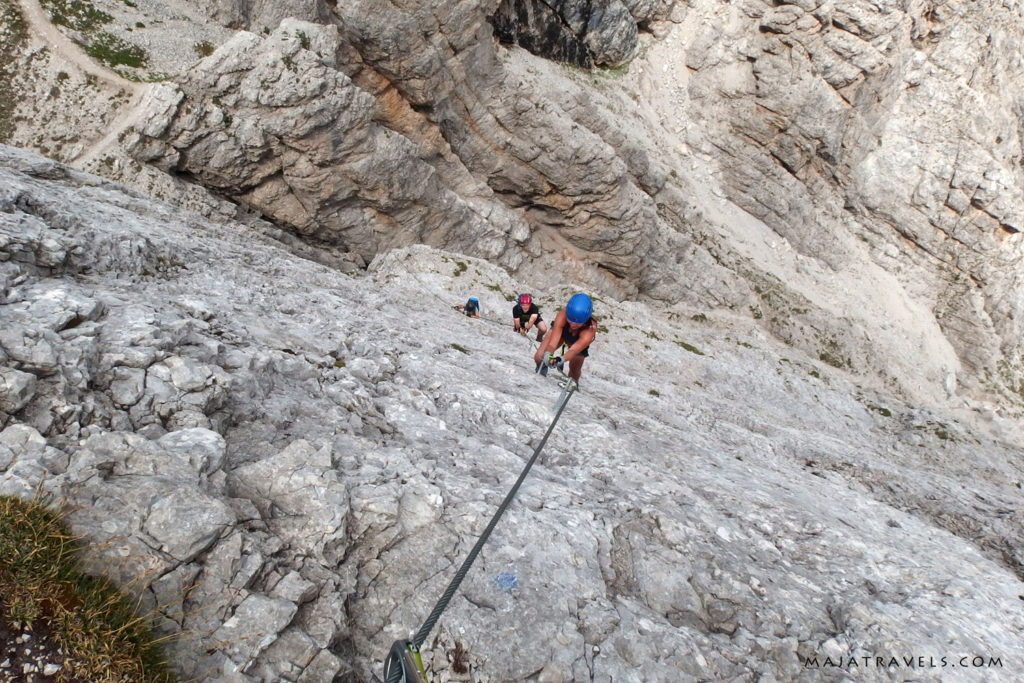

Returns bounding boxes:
[469,297,479,302]
[564,293,592,325]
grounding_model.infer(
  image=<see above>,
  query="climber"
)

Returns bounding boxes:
[512,293,548,342]
[455,297,481,318]
[533,293,596,382]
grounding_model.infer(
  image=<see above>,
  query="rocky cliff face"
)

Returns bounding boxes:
[2,144,1022,682]
[97,0,1024,408]
[490,0,678,68]
[3,0,1024,680]
[676,0,1024,408]
[126,2,681,297]
[128,23,530,271]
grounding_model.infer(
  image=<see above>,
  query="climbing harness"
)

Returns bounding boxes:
[383,366,578,682]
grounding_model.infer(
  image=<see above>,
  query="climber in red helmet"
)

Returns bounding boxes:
[512,293,548,342]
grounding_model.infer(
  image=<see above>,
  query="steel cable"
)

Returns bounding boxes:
[384,377,577,682]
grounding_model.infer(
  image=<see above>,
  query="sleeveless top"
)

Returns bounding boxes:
[561,317,596,351]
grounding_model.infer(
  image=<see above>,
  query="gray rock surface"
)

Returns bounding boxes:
[127,20,530,271]
[119,4,682,301]
[0,367,36,413]
[668,0,1024,404]
[1,145,1022,682]
[4,0,1024,680]
[491,0,641,68]
[7,0,1024,407]
[30,0,1000,410]
[492,0,681,67]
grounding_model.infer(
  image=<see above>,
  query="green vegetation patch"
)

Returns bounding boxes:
[0,0,28,142]
[818,351,846,369]
[0,495,175,682]
[865,402,893,418]
[193,40,215,58]
[911,420,955,442]
[596,62,629,78]
[449,343,469,354]
[674,339,705,356]
[484,282,510,298]
[816,335,849,369]
[84,31,149,69]
[40,0,112,32]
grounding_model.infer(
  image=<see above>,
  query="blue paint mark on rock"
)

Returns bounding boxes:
[494,572,518,591]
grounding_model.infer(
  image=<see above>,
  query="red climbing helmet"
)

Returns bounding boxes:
[518,293,532,307]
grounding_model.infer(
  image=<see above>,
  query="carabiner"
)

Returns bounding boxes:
[383,640,429,683]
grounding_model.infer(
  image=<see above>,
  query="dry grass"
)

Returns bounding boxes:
[0,495,176,682]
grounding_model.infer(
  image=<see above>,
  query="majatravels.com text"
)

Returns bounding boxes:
[803,655,1003,670]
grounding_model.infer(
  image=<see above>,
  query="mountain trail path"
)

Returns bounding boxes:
[15,0,149,167]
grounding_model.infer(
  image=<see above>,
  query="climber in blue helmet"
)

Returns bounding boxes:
[533,293,596,382]
[457,296,480,318]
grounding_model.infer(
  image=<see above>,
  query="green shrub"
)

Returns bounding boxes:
[193,40,215,57]
[40,0,112,32]
[84,32,149,68]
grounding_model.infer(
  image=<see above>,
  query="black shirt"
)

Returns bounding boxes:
[512,303,542,325]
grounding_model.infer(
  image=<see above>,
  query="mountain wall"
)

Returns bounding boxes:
[2,0,1024,680]
[676,0,1024,406]
[6,0,1023,408]
[1,143,1022,682]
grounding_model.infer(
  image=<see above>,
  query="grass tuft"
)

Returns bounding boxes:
[865,403,892,418]
[193,40,215,58]
[0,495,176,682]
[40,0,112,32]
[674,339,705,356]
[84,32,149,68]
